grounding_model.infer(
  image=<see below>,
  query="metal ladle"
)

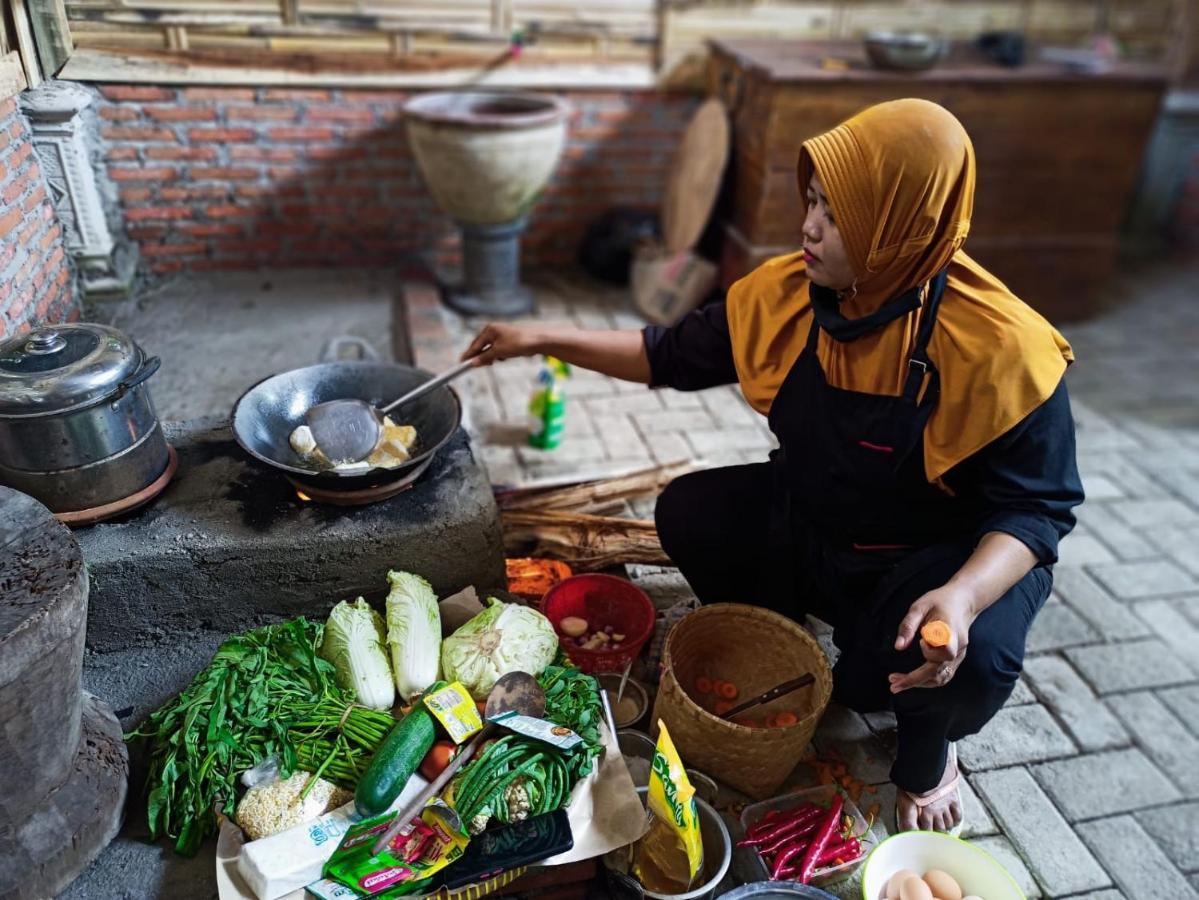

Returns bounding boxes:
[306,352,484,466]
[370,671,545,856]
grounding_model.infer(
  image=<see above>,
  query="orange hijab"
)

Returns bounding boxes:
[726,99,1074,483]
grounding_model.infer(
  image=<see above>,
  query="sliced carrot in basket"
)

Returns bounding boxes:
[920,620,952,648]
[772,711,799,728]
[718,681,739,700]
[695,676,713,694]
[713,700,735,716]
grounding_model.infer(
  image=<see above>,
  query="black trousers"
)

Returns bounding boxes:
[655,463,1051,793]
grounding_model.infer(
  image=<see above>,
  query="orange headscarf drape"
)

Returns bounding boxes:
[726,99,1074,483]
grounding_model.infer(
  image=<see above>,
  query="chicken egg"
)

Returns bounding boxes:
[886,869,919,899]
[899,875,934,900]
[922,869,963,900]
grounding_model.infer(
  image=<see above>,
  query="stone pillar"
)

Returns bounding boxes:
[18,80,137,301]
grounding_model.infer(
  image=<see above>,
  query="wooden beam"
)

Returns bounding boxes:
[9,0,41,88]
[0,48,28,100]
[26,0,73,76]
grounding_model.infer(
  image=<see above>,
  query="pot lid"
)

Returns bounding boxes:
[0,324,143,417]
[661,97,730,255]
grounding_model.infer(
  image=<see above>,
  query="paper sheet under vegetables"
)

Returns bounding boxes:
[216,714,646,898]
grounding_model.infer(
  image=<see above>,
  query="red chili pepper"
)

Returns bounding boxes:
[770,839,808,880]
[758,820,818,857]
[745,804,820,840]
[795,794,844,884]
[740,809,822,849]
[815,837,861,868]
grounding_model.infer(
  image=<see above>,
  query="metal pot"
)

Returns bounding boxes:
[0,324,168,513]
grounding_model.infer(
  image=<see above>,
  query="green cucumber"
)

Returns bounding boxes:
[354,686,442,817]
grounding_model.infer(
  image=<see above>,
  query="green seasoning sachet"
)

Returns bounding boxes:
[323,802,468,896]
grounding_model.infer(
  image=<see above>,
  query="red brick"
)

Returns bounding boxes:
[0,160,6,182]
[5,288,33,323]
[149,259,187,273]
[267,126,335,142]
[109,166,178,182]
[107,146,139,161]
[226,106,299,121]
[21,185,46,214]
[100,106,140,121]
[145,146,219,161]
[188,127,256,143]
[16,219,39,248]
[0,98,16,119]
[128,224,168,240]
[0,206,22,236]
[140,241,207,257]
[234,184,300,199]
[252,220,319,237]
[262,89,330,102]
[183,87,255,102]
[145,106,218,122]
[305,107,375,124]
[99,85,174,102]
[177,222,244,237]
[126,205,193,221]
[211,238,278,254]
[306,146,369,162]
[10,143,31,167]
[266,166,305,180]
[160,185,229,201]
[230,146,301,162]
[189,166,259,181]
[204,204,252,219]
[101,126,178,141]
[119,187,154,202]
[2,179,26,205]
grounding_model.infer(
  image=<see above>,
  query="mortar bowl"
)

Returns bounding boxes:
[404,91,569,225]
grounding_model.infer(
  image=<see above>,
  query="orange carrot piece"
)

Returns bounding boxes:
[921,620,952,648]
[695,676,713,694]
[718,681,739,700]
[773,711,799,728]
[713,700,735,716]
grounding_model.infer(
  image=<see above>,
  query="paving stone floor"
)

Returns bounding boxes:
[412,259,1199,900]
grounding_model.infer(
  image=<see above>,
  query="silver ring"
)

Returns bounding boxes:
[938,665,952,680]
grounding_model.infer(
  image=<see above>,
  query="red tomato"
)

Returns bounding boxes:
[419,741,456,780]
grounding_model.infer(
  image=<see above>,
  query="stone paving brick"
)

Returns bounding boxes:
[959,775,1000,838]
[633,409,715,434]
[591,413,648,461]
[958,704,1076,771]
[1075,503,1161,560]
[812,704,894,785]
[1076,816,1199,900]
[582,391,664,416]
[1135,599,1199,672]
[698,385,763,429]
[1064,890,1125,899]
[1057,532,1118,566]
[1106,691,1199,798]
[1135,801,1199,873]
[971,835,1043,898]
[1153,467,1199,508]
[1075,452,1171,501]
[973,766,1111,896]
[1081,473,1125,500]
[517,436,608,466]
[1144,524,1199,578]
[1089,559,1199,600]
[1158,685,1199,732]
[1110,498,1199,529]
[1053,567,1152,640]
[1065,639,1194,694]
[1007,676,1037,705]
[1023,656,1129,751]
[1031,748,1181,821]
[636,429,693,466]
[1027,598,1102,653]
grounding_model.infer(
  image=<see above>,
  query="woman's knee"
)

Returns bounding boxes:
[654,472,702,559]
[958,630,1023,692]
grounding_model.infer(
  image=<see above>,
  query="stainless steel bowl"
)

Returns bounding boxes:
[864,31,946,71]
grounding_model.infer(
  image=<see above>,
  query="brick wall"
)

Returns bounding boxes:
[94,86,697,276]
[0,98,78,339]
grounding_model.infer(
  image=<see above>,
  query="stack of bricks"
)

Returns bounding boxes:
[0,98,78,339]
[96,86,696,277]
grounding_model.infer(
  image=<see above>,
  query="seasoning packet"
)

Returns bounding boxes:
[631,721,703,893]
[322,801,469,896]
[489,711,583,751]
[423,682,484,744]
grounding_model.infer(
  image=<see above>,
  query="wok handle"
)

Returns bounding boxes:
[378,347,488,417]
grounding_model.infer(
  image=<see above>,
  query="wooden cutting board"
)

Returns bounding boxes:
[660,97,730,254]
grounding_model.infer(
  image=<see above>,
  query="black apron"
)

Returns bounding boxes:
[764,271,982,630]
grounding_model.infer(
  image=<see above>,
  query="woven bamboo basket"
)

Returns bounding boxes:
[649,603,833,800]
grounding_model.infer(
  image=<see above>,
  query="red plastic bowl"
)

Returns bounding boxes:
[541,574,656,674]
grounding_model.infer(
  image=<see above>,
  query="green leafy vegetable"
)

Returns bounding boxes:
[441,597,558,700]
[320,598,395,709]
[385,571,442,702]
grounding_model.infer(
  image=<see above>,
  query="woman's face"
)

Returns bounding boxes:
[802,173,856,291]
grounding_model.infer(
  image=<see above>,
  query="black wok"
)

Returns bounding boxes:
[231,361,462,487]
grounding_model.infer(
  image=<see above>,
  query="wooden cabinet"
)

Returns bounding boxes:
[708,39,1169,320]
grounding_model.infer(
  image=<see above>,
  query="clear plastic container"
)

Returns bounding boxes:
[738,785,873,887]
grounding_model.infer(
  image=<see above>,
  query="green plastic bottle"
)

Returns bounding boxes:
[528,356,570,450]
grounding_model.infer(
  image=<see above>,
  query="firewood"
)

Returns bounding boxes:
[500,509,668,570]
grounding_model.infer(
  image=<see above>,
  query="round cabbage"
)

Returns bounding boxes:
[441,598,558,699]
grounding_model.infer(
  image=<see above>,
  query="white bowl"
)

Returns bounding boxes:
[861,832,1026,900]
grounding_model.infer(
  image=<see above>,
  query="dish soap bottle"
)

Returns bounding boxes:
[528,356,570,450]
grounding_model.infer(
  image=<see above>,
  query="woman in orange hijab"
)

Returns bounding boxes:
[464,99,1083,833]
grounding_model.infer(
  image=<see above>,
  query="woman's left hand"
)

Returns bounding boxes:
[888,584,977,693]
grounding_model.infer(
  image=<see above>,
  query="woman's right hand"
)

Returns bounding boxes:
[461,323,543,367]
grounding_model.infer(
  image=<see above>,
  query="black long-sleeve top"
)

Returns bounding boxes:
[643,303,1083,564]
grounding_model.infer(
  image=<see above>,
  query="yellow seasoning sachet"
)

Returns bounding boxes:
[632,721,703,893]
[422,682,483,744]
